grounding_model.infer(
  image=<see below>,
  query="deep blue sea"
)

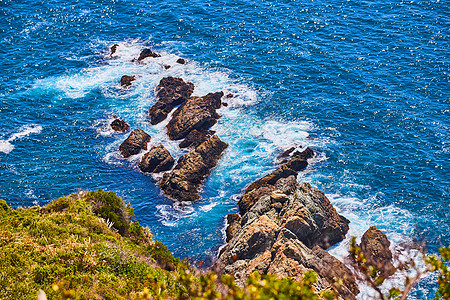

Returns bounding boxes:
[0,0,448,298]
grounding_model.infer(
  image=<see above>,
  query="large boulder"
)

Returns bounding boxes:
[360,226,395,277]
[138,145,174,173]
[119,129,151,158]
[160,135,228,201]
[110,118,129,133]
[166,92,223,140]
[214,174,357,298]
[148,77,194,125]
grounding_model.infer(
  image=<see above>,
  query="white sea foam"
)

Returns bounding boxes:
[0,125,43,154]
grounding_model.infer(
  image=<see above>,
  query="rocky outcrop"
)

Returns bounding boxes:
[119,129,151,158]
[120,75,135,87]
[138,145,174,173]
[148,77,194,125]
[179,129,215,149]
[110,118,129,133]
[160,135,228,202]
[137,48,161,61]
[214,175,357,297]
[238,147,314,216]
[166,92,223,140]
[360,226,395,277]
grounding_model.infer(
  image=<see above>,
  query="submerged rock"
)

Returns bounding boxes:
[110,118,129,133]
[148,77,194,125]
[160,135,228,201]
[120,75,135,87]
[119,129,151,158]
[360,226,395,277]
[166,92,223,140]
[139,145,174,173]
[214,175,356,297]
[137,48,161,61]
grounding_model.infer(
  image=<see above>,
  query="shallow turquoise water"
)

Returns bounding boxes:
[0,0,448,298]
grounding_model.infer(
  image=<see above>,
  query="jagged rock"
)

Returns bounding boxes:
[237,148,315,215]
[360,226,395,277]
[110,44,119,55]
[148,77,194,125]
[179,129,215,149]
[110,118,129,133]
[166,92,224,140]
[163,65,171,70]
[137,48,161,61]
[119,129,151,158]
[176,58,186,64]
[278,147,296,159]
[160,135,227,201]
[214,174,357,298]
[284,147,314,171]
[139,145,174,173]
[225,214,241,243]
[120,75,135,87]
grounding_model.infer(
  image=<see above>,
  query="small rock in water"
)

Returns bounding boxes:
[111,118,129,133]
[176,58,186,64]
[163,65,171,70]
[137,48,161,61]
[120,75,135,87]
[110,44,119,56]
[119,129,151,158]
[139,145,174,173]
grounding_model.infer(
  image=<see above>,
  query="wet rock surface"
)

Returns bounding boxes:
[139,145,174,173]
[160,135,228,201]
[148,77,194,125]
[110,118,129,133]
[120,75,135,87]
[214,175,356,297]
[110,44,119,56]
[166,92,223,140]
[176,58,186,64]
[119,129,151,158]
[137,48,161,61]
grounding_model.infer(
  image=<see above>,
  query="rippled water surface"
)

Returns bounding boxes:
[0,0,448,298]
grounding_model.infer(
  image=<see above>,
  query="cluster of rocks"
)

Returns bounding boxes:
[213,149,361,298]
[111,48,228,203]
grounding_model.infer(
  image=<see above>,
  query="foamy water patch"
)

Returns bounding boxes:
[0,125,43,154]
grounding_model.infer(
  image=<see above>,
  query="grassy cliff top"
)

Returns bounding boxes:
[0,189,180,299]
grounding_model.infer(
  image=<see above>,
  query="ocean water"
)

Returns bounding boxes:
[0,0,448,298]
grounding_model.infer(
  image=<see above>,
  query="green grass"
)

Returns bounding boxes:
[0,190,180,299]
